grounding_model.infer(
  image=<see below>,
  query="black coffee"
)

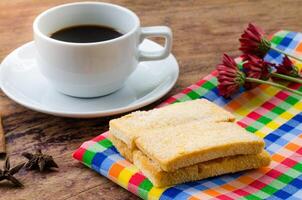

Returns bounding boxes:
[50,25,123,43]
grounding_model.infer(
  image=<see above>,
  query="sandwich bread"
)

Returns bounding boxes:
[108,99,271,187]
[133,150,271,187]
[109,99,235,150]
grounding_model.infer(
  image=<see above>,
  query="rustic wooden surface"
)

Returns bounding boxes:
[0,0,302,199]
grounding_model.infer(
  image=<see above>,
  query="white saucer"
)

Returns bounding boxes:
[0,40,179,118]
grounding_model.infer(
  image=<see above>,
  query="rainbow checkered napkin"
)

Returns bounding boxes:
[73,31,302,200]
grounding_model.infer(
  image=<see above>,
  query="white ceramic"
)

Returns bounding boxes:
[0,40,179,118]
[33,2,172,97]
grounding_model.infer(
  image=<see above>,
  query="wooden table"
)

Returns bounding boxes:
[1,0,301,199]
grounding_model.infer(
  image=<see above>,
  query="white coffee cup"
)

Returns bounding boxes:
[33,2,172,98]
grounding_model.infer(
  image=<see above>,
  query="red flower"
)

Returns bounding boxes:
[243,55,272,89]
[276,56,299,77]
[239,23,271,58]
[217,54,245,98]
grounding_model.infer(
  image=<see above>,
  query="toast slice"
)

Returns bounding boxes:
[109,99,235,150]
[135,122,264,172]
[133,150,271,187]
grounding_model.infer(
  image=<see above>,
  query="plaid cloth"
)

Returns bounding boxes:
[73,30,302,200]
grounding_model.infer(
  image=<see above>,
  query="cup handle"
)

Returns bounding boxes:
[138,26,172,62]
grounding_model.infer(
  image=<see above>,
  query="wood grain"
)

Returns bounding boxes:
[1,0,302,199]
[0,116,6,157]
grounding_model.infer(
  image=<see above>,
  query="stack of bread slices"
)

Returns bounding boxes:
[109,99,271,187]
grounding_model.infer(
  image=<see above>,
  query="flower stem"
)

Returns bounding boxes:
[246,77,302,96]
[270,46,302,63]
[271,72,302,84]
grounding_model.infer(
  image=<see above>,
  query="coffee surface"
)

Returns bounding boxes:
[50,25,122,43]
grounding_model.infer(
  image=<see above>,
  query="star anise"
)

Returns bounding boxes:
[22,149,58,172]
[0,157,24,187]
